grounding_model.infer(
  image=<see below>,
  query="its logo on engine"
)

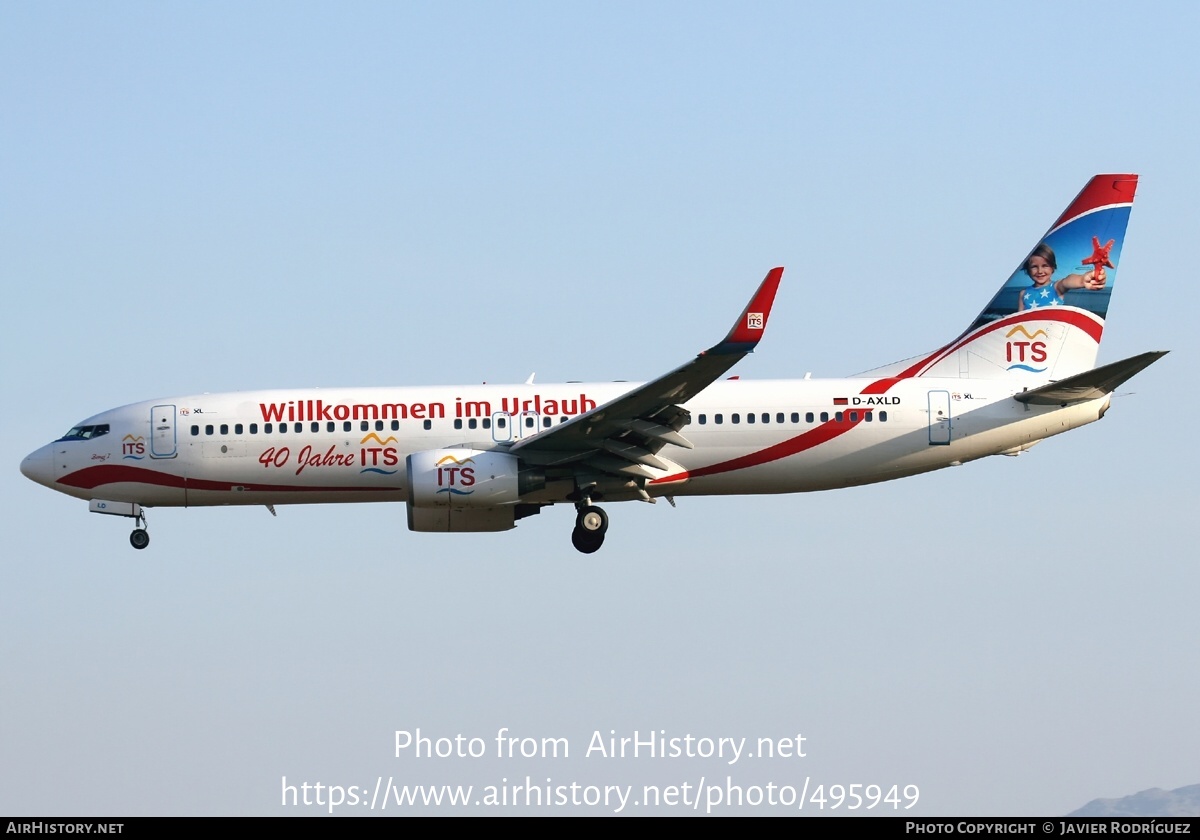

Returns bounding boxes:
[435,454,476,496]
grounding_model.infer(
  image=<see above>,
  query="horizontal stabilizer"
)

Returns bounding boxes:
[1013,351,1167,406]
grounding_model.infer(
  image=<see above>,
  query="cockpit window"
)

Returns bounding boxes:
[58,424,110,441]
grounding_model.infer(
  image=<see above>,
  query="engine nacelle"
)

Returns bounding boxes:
[405,446,523,530]
[405,449,546,532]
[406,449,521,509]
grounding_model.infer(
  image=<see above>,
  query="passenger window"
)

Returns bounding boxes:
[205,425,214,435]
[235,424,243,435]
[715,414,723,424]
[820,412,829,422]
[326,422,335,433]
[865,412,873,422]
[454,419,463,430]
[311,422,319,433]
[220,424,229,435]
[482,418,491,429]
[732,413,740,424]
[265,423,273,434]
[835,412,843,422]
[699,414,707,425]
[391,420,400,431]
[849,411,858,422]
[191,425,199,436]
[777,413,785,423]
[468,418,478,429]
[762,413,770,423]
[375,420,384,432]
[497,417,506,429]
[543,417,551,427]
[343,421,352,432]
[279,423,287,434]
[880,411,888,422]
[360,421,369,432]
[250,424,258,434]
[746,413,754,424]
[423,420,432,430]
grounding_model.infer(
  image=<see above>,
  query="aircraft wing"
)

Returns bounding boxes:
[509,268,783,492]
[1013,351,1168,406]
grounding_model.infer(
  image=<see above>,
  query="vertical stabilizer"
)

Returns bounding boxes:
[859,174,1137,382]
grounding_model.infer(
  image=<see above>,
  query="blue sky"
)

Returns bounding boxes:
[2,1,1197,815]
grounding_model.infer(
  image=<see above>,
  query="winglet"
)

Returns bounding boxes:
[711,267,784,354]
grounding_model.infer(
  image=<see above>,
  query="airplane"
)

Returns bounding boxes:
[20,174,1166,554]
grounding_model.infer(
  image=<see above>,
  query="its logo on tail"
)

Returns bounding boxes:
[1004,325,1049,372]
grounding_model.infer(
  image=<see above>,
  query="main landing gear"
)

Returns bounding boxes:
[571,504,608,554]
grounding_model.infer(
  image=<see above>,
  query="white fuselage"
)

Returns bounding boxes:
[22,377,1107,509]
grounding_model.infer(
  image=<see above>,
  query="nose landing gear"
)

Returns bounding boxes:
[129,509,150,550]
[88,499,151,550]
[571,504,608,554]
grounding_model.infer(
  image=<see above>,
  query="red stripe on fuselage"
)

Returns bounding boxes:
[654,411,870,483]
[57,464,392,494]
[657,309,1101,483]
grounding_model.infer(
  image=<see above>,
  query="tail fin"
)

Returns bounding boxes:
[861,174,1138,381]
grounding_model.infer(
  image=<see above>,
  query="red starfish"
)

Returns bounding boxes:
[1082,236,1115,271]
[1082,236,1115,283]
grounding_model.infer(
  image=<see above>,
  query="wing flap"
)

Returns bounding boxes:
[620,419,695,450]
[599,439,671,471]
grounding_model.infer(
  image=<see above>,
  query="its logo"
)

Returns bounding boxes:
[1004,325,1048,373]
[122,434,146,460]
[359,433,399,475]
[746,312,764,330]
[435,454,476,496]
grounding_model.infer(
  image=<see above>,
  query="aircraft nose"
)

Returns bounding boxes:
[20,445,54,487]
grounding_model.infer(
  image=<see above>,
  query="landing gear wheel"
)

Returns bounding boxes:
[576,506,608,535]
[129,528,150,550]
[571,527,604,554]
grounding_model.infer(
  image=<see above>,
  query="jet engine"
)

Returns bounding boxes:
[405,449,543,532]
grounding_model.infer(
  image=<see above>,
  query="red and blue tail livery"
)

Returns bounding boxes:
[21,175,1165,554]
[862,175,1138,383]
